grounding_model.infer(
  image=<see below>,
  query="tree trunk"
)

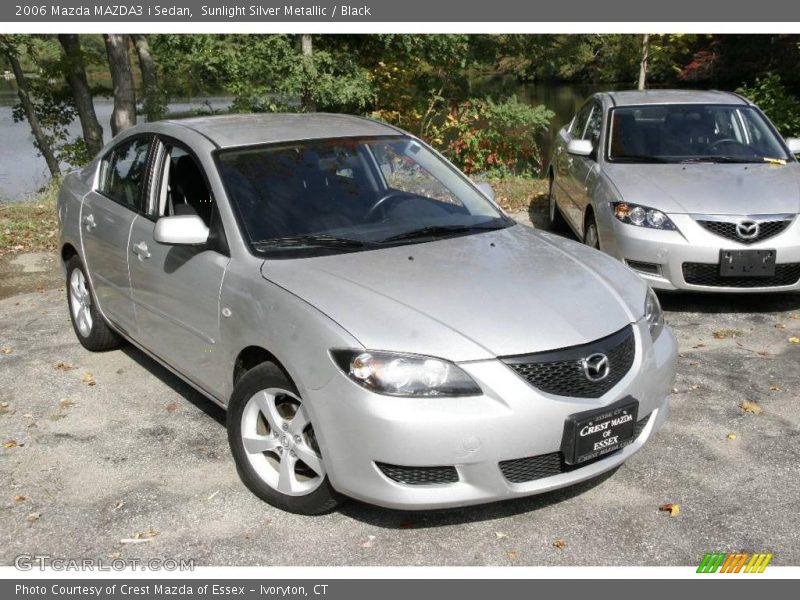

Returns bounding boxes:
[131,34,162,122]
[638,34,650,90]
[300,34,316,112]
[58,34,104,156]
[5,50,61,177]
[103,34,136,136]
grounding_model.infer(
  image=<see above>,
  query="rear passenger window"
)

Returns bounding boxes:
[99,137,152,210]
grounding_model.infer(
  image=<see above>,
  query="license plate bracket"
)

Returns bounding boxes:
[719,249,776,278]
[561,397,639,466]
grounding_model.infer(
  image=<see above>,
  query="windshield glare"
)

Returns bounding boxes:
[218,136,509,256]
[607,104,790,163]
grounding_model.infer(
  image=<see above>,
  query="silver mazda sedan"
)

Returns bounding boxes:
[548,90,800,292]
[58,113,677,514]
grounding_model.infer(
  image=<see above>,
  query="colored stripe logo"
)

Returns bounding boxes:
[697,552,773,573]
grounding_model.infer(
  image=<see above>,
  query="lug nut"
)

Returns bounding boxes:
[289,449,296,457]
[293,435,301,444]
[281,422,289,431]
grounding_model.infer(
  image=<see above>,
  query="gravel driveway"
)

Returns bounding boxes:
[1,221,799,566]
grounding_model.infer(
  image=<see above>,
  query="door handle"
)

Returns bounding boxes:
[132,241,151,260]
[82,214,96,231]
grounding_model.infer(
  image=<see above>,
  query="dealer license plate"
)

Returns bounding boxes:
[561,397,639,465]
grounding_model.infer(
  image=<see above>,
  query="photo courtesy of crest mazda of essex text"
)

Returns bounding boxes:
[1,32,800,567]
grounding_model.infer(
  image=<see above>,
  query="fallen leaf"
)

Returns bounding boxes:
[769,385,782,392]
[165,402,178,412]
[361,535,376,548]
[144,527,159,538]
[713,329,742,340]
[789,337,800,344]
[495,531,508,539]
[740,400,763,415]
[14,495,25,502]
[58,399,75,410]
[774,323,787,329]
[112,500,124,511]
[26,512,40,523]
[689,361,701,367]
[2,439,18,449]
[0,402,10,415]
[82,372,96,386]
[55,362,75,371]
[726,432,737,441]
[506,549,518,560]
[790,313,799,320]
[553,539,567,550]
[689,384,701,390]
[659,503,680,517]
[757,351,772,357]
[1,345,11,355]
[692,343,707,349]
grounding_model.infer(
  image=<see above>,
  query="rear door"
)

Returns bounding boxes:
[127,138,230,399]
[80,135,154,338]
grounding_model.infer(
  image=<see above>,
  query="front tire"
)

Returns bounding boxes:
[65,255,122,351]
[584,214,600,250]
[227,362,342,515]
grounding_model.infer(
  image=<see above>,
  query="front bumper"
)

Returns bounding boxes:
[307,319,676,510]
[600,212,800,293]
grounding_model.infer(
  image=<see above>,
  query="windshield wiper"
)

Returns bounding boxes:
[380,223,506,243]
[253,234,376,249]
[679,156,762,164]
[611,155,671,163]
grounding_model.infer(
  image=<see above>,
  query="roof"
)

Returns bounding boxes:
[606,90,750,107]
[166,112,402,148]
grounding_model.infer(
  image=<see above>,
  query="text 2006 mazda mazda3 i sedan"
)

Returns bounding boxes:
[58,113,677,514]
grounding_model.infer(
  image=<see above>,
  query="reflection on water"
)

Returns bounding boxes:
[0,78,626,202]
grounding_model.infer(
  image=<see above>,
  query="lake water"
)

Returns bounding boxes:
[0,79,617,202]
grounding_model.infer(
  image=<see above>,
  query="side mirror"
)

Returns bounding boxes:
[786,138,800,155]
[475,181,495,201]
[154,214,209,245]
[567,139,594,157]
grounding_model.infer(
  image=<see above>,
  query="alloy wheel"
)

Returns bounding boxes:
[240,388,325,496]
[68,268,93,337]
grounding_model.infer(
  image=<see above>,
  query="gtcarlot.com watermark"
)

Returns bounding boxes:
[14,554,195,571]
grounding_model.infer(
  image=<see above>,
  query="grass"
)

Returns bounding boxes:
[482,175,548,213]
[0,183,60,256]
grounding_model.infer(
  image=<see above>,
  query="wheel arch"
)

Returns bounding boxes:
[61,242,79,265]
[233,345,293,389]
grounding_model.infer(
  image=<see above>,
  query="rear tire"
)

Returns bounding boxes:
[227,362,343,515]
[65,255,122,351]
[548,176,568,231]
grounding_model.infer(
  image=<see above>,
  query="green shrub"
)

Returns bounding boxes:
[736,73,800,138]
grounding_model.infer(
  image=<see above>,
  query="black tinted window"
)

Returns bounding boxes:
[99,137,152,210]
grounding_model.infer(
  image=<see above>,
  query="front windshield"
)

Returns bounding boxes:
[218,135,510,257]
[607,104,791,163]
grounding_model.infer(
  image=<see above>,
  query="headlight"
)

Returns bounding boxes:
[613,202,676,230]
[331,350,481,397]
[644,288,665,340]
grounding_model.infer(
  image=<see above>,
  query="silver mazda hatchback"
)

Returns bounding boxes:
[548,90,800,292]
[58,113,677,514]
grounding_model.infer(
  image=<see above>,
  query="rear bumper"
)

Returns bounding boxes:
[306,319,677,510]
[600,213,800,293]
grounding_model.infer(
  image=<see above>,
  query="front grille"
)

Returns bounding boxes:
[502,326,635,398]
[697,219,791,244]
[376,462,459,485]
[499,414,651,484]
[682,262,800,288]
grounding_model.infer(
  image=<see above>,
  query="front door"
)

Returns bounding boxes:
[127,141,230,399]
[80,135,154,337]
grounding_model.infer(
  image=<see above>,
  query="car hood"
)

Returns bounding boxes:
[603,162,800,215]
[259,225,648,362]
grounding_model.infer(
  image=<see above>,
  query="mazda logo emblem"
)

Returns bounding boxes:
[736,220,760,240]
[580,353,610,382]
